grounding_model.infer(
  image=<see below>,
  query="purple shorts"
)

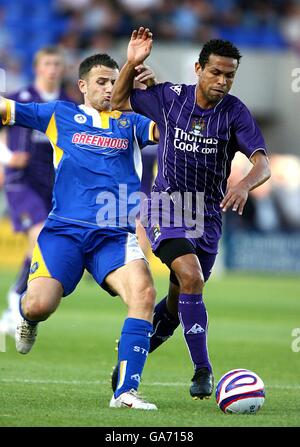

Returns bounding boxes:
[5,184,52,232]
[141,195,222,255]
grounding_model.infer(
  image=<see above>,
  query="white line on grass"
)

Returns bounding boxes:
[0,378,300,390]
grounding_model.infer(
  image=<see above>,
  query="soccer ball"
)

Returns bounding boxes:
[215,369,265,414]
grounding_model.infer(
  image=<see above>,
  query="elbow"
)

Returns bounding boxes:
[264,158,271,182]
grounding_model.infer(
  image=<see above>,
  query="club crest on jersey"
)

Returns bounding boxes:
[117,117,131,128]
[74,113,87,124]
[189,118,206,136]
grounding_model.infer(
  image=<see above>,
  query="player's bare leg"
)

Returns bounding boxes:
[136,219,152,258]
[15,277,63,354]
[105,259,157,410]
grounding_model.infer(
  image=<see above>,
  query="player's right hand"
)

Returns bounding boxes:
[127,27,153,66]
[8,151,30,169]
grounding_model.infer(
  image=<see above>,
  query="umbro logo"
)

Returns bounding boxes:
[186,323,205,334]
[170,85,182,96]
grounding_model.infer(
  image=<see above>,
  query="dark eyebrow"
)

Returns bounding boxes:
[210,67,236,75]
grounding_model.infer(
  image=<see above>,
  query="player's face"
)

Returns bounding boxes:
[35,54,64,85]
[80,65,119,111]
[195,54,238,106]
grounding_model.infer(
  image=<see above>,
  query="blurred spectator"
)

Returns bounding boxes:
[118,0,162,13]
[270,154,300,230]
[0,54,28,93]
[2,0,299,86]
[82,0,120,33]
[0,164,4,189]
[56,0,91,13]
[281,1,300,53]
[226,153,300,233]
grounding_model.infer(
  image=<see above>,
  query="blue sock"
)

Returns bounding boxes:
[149,297,180,353]
[178,293,212,372]
[115,317,153,398]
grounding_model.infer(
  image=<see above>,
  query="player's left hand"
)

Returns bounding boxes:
[220,183,249,215]
[127,27,153,66]
[134,64,157,89]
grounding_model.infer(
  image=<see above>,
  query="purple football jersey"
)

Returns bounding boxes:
[130,83,267,218]
[4,86,70,196]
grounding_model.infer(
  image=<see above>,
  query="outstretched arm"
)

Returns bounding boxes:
[111,27,153,111]
[220,151,271,215]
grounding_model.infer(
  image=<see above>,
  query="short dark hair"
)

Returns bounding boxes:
[79,54,119,79]
[198,39,242,69]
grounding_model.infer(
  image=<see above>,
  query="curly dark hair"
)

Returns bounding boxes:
[198,39,242,68]
[79,54,119,79]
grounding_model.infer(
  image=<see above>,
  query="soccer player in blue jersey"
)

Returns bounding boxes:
[0,47,69,336]
[0,53,160,410]
[111,27,271,400]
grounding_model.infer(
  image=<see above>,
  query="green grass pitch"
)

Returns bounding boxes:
[0,269,299,427]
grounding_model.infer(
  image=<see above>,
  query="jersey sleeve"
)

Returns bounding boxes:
[233,102,267,159]
[130,82,176,123]
[2,99,57,133]
[133,114,157,148]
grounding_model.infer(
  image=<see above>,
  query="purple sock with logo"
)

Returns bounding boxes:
[14,257,31,295]
[178,293,212,372]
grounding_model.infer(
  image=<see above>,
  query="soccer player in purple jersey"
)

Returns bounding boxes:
[111,27,271,400]
[0,47,69,336]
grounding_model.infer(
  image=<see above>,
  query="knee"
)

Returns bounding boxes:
[129,283,156,313]
[141,285,156,312]
[176,268,204,293]
[22,291,55,321]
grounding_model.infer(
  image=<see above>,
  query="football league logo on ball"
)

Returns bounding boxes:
[216,369,265,414]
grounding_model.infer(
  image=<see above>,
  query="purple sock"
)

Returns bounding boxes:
[13,257,31,295]
[178,293,212,372]
[149,297,180,353]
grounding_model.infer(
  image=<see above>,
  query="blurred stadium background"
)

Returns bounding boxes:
[0,0,300,427]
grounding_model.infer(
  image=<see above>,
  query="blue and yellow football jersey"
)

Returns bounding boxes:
[3,99,156,229]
